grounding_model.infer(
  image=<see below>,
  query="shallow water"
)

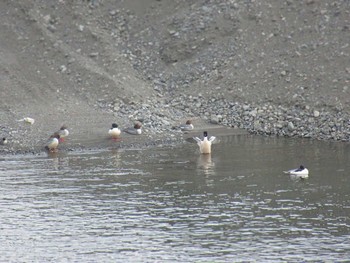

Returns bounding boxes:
[0,135,350,262]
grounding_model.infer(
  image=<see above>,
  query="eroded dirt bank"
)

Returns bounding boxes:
[0,0,349,154]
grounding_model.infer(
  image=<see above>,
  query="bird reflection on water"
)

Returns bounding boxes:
[197,153,215,176]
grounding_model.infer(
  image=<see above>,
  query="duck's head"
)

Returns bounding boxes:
[203,131,208,137]
[134,122,142,129]
[186,120,192,125]
[299,165,305,169]
[60,125,68,130]
[111,123,118,128]
[51,133,61,139]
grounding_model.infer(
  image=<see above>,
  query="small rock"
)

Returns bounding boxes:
[161,119,170,126]
[243,105,250,111]
[43,14,51,23]
[59,65,67,73]
[275,122,284,129]
[47,24,56,33]
[89,52,99,57]
[249,110,257,117]
[287,122,295,131]
[210,115,220,124]
[109,10,117,16]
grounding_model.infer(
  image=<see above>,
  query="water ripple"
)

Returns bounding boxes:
[1,139,350,262]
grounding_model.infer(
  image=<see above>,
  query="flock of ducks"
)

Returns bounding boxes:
[44,120,218,155]
[45,122,145,152]
[2,118,309,178]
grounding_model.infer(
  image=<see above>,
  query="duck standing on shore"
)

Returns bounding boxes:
[56,125,69,142]
[123,122,142,135]
[18,117,35,125]
[1,137,8,145]
[193,131,216,154]
[109,123,121,139]
[45,133,60,152]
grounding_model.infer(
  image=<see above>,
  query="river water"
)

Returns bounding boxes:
[0,135,349,262]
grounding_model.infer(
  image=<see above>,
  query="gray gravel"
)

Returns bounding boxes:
[111,93,350,142]
[1,0,349,155]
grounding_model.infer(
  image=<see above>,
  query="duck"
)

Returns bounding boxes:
[283,165,309,178]
[123,122,142,135]
[193,131,216,154]
[1,137,8,145]
[108,123,121,139]
[179,120,194,131]
[18,117,35,124]
[56,125,69,142]
[45,133,60,152]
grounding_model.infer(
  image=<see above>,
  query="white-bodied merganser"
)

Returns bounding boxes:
[284,165,309,178]
[56,125,69,142]
[179,120,194,131]
[109,123,121,139]
[1,137,8,145]
[193,131,216,154]
[18,117,35,124]
[45,134,60,152]
[123,122,142,135]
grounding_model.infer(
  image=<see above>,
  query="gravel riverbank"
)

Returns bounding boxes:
[1,0,349,155]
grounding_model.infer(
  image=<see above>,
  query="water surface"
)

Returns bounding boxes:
[0,135,349,262]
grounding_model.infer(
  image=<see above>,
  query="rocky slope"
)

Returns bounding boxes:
[0,0,349,154]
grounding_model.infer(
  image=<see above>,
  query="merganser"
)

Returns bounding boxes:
[123,122,142,135]
[179,120,194,131]
[193,131,216,154]
[45,134,60,152]
[18,117,35,124]
[56,125,69,142]
[109,123,121,139]
[284,165,309,178]
[1,137,8,145]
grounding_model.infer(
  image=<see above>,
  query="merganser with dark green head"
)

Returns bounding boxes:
[109,123,121,139]
[193,131,216,154]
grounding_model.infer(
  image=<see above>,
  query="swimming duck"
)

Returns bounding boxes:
[179,120,194,131]
[1,137,8,145]
[123,122,142,135]
[284,165,309,178]
[193,131,216,154]
[108,123,121,139]
[56,125,69,142]
[45,133,60,152]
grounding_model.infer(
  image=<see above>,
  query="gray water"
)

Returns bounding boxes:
[0,135,350,262]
